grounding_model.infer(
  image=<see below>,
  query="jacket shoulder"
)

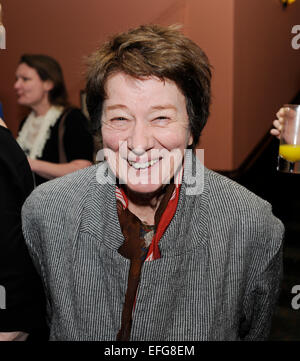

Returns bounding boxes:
[23,164,97,212]
[205,168,269,211]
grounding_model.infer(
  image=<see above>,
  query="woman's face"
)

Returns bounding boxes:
[101,72,193,195]
[14,63,52,109]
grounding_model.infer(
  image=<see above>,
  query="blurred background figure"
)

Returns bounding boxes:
[0,117,48,341]
[15,54,94,186]
[0,3,6,50]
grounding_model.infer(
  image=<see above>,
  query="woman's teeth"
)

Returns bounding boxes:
[128,159,159,169]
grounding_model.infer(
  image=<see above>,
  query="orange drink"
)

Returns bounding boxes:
[277,104,300,173]
[279,144,300,162]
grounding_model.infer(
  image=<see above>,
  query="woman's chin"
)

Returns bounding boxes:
[16,99,24,105]
[17,99,29,107]
[125,182,163,195]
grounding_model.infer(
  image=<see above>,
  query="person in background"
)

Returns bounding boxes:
[15,54,94,186]
[0,3,6,50]
[22,24,283,341]
[0,117,47,341]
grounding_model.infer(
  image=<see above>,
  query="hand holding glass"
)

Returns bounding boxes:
[277,104,300,173]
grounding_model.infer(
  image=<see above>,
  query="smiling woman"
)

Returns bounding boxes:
[21,24,283,341]
[101,73,193,201]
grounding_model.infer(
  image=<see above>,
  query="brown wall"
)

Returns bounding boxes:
[1,0,300,171]
[185,0,235,170]
[233,0,300,169]
[0,0,181,135]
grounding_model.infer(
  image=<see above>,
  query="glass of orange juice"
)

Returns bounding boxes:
[277,104,300,173]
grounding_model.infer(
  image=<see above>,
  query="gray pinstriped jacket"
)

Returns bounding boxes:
[22,153,284,341]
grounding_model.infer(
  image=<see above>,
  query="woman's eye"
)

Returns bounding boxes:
[153,116,170,124]
[113,117,127,122]
[110,117,128,127]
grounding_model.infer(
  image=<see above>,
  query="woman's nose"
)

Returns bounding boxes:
[127,121,153,154]
[14,79,21,89]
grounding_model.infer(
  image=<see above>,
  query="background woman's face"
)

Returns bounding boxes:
[101,72,193,194]
[14,63,52,109]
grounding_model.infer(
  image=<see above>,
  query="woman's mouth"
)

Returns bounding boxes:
[127,158,160,170]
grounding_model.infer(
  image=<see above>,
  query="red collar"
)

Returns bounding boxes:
[115,166,183,260]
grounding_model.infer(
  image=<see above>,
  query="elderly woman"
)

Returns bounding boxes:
[15,54,94,186]
[22,25,283,341]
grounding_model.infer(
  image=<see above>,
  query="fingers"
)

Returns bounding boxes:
[271,106,298,139]
[271,109,285,139]
[273,119,283,131]
[276,106,296,122]
[270,128,281,139]
[276,108,286,124]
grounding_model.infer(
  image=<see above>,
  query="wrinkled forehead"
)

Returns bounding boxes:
[103,72,187,108]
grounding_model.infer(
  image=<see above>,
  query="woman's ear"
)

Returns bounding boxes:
[188,134,193,147]
[44,80,54,92]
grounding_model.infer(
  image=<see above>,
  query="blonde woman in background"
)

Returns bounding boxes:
[15,54,94,186]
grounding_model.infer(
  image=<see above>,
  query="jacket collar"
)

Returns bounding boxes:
[84,150,209,255]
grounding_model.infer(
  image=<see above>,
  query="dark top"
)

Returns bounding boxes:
[0,126,48,338]
[19,108,94,186]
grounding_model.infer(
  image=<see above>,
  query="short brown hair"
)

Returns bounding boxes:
[86,24,212,148]
[19,54,69,107]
